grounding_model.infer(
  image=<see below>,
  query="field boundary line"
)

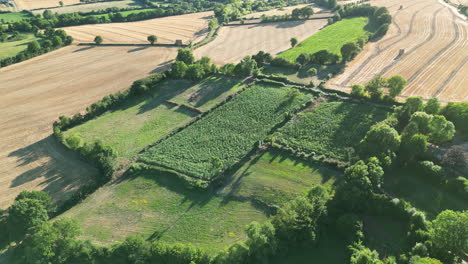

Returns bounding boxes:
[77,43,188,47]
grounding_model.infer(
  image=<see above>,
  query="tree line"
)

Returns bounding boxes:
[0,27,73,68]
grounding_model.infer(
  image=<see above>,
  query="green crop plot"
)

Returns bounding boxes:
[0,34,38,60]
[278,17,372,62]
[139,84,313,181]
[276,101,388,161]
[64,76,243,161]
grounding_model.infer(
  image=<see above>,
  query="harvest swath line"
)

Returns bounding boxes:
[406,12,460,86]
[340,2,433,86]
[432,56,468,97]
[379,7,444,75]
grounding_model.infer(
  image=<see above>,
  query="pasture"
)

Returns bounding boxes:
[194,18,328,65]
[62,150,339,250]
[62,11,212,44]
[138,84,312,181]
[276,101,389,162]
[63,76,244,161]
[278,17,372,62]
[92,8,156,19]
[328,0,468,102]
[0,33,38,59]
[0,11,32,22]
[0,45,177,209]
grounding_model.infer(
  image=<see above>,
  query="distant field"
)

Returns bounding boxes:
[328,0,468,102]
[32,0,139,14]
[64,77,244,161]
[276,101,388,161]
[138,84,312,181]
[62,170,268,251]
[63,11,211,44]
[93,8,155,19]
[194,18,328,65]
[0,34,38,60]
[15,0,80,10]
[222,150,340,206]
[0,11,32,22]
[279,17,371,62]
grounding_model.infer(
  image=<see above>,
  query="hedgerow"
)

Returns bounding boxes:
[138,84,313,181]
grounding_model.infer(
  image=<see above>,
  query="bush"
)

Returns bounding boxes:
[307,67,317,76]
[271,57,300,69]
[418,161,445,184]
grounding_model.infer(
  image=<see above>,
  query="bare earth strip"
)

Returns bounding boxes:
[327,0,468,102]
[14,0,80,10]
[63,12,212,45]
[195,19,328,64]
[0,45,178,209]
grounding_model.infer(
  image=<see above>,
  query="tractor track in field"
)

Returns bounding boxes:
[379,7,444,75]
[432,56,468,97]
[340,2,433,86]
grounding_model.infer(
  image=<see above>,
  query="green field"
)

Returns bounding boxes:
[276,101,389,161]
[62,171,268,251]
[384,167,468,220]
[64,77,243,161]
[0,11,32,23]
[225,150,340,206]
[93,8,157,19]
[63,150,338,252]
[0,34,39,60]
[278,17,372,62]
[138,84,313,181]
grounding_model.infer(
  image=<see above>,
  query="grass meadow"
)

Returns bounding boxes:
[278,17,372,62]
[138,84,313,181]
[276,101,389,162]
[0,11,32,23]
[0,34,39,60]
[64,77,243,161]
[63,150,339,252]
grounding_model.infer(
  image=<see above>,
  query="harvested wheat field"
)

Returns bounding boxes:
[195,19,328,64]
[0,45,178,209]
[63,11,212,45]
[31,0,138,14]
[328,0,468,102]
[14,0,80,10]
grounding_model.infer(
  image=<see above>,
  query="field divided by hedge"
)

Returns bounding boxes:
[278,17,371,62]
[276,101,389,161]
[138,84,313,180]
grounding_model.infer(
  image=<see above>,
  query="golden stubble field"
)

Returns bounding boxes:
[14,0,80,10]
[63,12,212,44]
[0,45,179,209]
[195,18,329,64]
[328,0,468,102]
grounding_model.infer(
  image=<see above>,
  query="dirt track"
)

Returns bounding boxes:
[63,12,212,45]
[327,0,468,102]
[0,45,178,209]
[195,19,328,64]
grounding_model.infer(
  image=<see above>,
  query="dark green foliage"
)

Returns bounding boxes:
[424,98,441,115]
[395,97,425,127]
[176,48,195,65]
[15,191,55,215]
[147,34,157,44]
[186,64,205,81]
[290,37,298,47]
[443,146,466,168]
[349,242,384,264]
[336,214,364,243]
[26,40,41,53]
[94,35,103,45]
[171,61,188,78]
[442,102,468,135]
[430,210,468,263]
[341,42,360,62]
[233,56,258,77]
[7,199,48,241]
[351,84,366,98]
[252,51,273,66]
[359,123,400,159]
[245,221,277,263]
